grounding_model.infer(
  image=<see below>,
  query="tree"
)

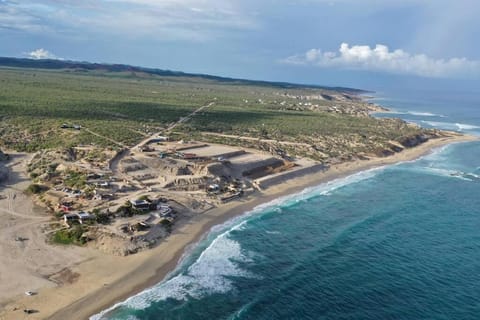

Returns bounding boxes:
[26,183,47,194]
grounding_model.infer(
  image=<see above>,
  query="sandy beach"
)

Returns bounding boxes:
[0,134,476,320]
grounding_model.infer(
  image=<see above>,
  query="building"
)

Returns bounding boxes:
[58,201,74,212]
[207,184,220,193]
[139,145,155,152]
[176,152,199,160]
[149,136,169,143]
[93,193,114,201]
[156,204,173,217]
[130,199,151,211]
[94,181,110,188]
[63,211,95,225]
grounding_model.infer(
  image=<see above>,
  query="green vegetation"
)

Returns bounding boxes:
[160,219,173,233]
[0,67,205,151]
[52,225,87,245]
[0,66,435,160]
[116,201,144,217]
[94,212,111,225]
[0,149,8,161]
[92,208,112,225]
[64,170,87,189]
[26,183,48,194]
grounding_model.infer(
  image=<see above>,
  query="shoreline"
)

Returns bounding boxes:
[1,134,476,320]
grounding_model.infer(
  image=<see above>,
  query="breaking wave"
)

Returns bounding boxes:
[405,111,445,117]
[408,111,445,117]
[419,167,474,181]
[420,121,480,132]
[380,109,445,117]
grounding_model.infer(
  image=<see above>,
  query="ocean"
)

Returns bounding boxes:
[93,87,480,320]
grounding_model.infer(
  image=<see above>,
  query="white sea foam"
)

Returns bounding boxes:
[229,302,253,319]
[407,111,445,117]
[425,167,470,180]
[415,144,453,163]
[409,167,474,182]
[465,173,480,179]
[421,120,456,129]
[421,120,480,132]
[382,110,445,117]
[265,230,281,235]
[304,166,385,196]
[239,167,383,215]
[455,123,480,131]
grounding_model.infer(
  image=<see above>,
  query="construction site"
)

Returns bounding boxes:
[21,126,328,256]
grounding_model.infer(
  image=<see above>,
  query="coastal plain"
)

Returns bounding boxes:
[0,61,474,319]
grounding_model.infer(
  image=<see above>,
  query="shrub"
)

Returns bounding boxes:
[52,225,87,245]
[64,170,87,188]
[160,219,173,232]
[116,201,143,217]
[26,183,48,194]
[138,195,151,201]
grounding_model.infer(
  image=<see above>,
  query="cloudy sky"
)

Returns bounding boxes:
[1,0,479,89]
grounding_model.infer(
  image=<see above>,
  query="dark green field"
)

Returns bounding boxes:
[0,65,431,160]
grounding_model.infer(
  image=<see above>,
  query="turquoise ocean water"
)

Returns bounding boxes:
[94,87,480,320]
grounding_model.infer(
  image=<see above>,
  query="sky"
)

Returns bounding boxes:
[1,0,480,90]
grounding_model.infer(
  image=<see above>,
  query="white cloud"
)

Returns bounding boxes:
[0,0,257,42]
[283,43,480,78]
[27,48,60,60]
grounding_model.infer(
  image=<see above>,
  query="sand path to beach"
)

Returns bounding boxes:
[0,153,96,312]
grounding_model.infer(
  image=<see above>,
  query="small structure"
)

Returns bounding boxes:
[207,184,220,194]
[130,199,151,211]
[221,191,243,203]
[62,189,82,198]
[118,184,136,192]
[176,152,199,160]
[156,204,173,217]
[71,190,82,197]
[87,173,103,180]
[63,213,77,224]
[77,211,94,222]
[139,145,155,152]
[134,222,150,231]
[149,136,169,143]
[63,211,95,225]
[58,201,74,212]
[95,181,110,188]
[227,185,239,193]
[93,193,114,201]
